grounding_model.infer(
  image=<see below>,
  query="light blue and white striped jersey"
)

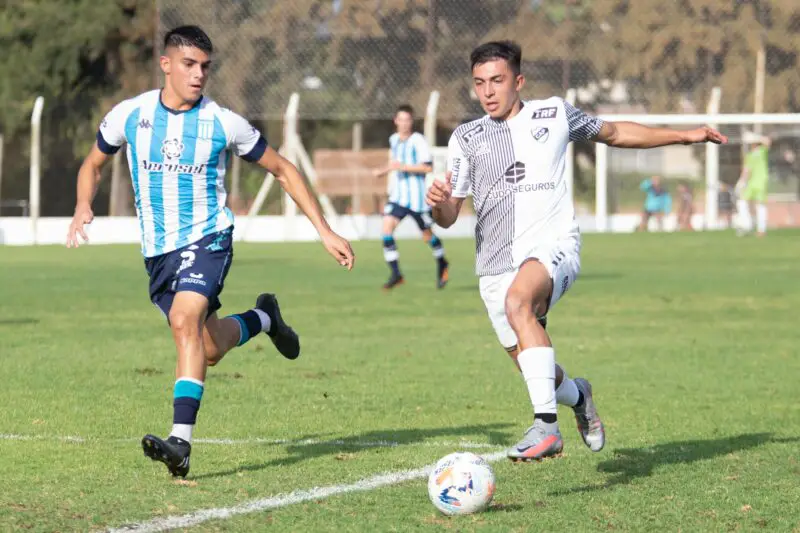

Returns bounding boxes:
[388,132,432,213]
[97,90,267,258]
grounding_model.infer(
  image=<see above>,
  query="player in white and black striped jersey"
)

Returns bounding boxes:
[427,41,727,462]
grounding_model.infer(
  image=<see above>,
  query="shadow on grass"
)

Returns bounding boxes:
[0,318,39,326]
[552,432,799,495]
[194,423,512,480]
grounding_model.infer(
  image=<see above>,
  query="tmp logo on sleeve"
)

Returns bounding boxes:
[531,107,557,120]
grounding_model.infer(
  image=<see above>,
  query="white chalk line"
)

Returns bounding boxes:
[0,433,503,450]
[107,450,509,532]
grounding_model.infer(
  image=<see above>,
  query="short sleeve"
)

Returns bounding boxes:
[414,134,433,164]
[96,102,130,154]
[563,100,604,142]
[225,110,267,162]
[447,133,471,198]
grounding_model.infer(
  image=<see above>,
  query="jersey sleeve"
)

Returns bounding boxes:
[563,100,604,142]
[414,134,433,165]
[447,133,471,198]
[96,101,131,154]
[224,110,268,162]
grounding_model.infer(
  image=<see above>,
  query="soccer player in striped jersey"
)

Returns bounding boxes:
[427,41,727,462]
[65,26,354,478]
[373,105,449,290]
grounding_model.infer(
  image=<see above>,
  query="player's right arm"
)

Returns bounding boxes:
[67,144,110,248]
[428,133,470,228]
[67,102,128,248]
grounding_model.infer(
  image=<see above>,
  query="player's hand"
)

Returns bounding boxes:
[66,204,94,248]
[372,167,387,178]
[388,160,403,171]
[321,230,355,271]
[426,176,453,207]
[684,126,728,145]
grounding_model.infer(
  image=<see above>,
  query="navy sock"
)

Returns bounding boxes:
[535,413,558,424]
[171,378,204,442]
[574,390,585,408]
[429,235,446,267]
[228,309,264,345]
[382,235,401,277]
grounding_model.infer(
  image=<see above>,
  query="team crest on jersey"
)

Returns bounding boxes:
[198,120,214,140]
[531,107,557,120]
[161,138,184,160]
[532,127,550,143]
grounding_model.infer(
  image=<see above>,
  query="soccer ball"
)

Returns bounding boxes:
[427,452,495,515]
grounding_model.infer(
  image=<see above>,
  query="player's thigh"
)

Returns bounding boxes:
[508,235,581,317]
[546,238,581,311]
[169,291,210,334]
[174,227,234,317]
[382,204,405,234]
[410,210,434,233]
[479,272,518,350]
[506,260,552,320]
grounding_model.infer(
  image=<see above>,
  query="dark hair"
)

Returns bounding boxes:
[164,25,213,54]
[470,41,522,75]
[395,104,414,117]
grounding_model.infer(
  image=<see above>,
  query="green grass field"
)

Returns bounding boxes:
[1,231,799,532]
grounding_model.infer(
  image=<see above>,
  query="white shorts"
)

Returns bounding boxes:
[478,235,581,349]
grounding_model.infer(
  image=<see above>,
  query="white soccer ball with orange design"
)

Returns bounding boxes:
[427,452,495,515]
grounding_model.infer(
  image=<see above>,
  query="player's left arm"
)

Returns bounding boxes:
[398,162,433,174]
[398,135,433,174]
[255,147,354,270]
[593,121,728,148]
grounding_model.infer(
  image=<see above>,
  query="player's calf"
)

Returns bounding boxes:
[381,235,404,289]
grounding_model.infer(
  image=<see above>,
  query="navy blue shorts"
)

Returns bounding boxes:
[384,202,433,230]
[144,227,234,320]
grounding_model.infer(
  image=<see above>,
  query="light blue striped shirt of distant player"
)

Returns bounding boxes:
[388,132,432,213]
[96,89,267,258]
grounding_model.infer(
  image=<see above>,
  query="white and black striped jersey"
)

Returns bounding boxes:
[447,97,604,276]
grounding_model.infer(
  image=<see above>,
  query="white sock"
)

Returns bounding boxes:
[517,347,557,416]
[253,308,272,333]
[756,204,767,234]
[170,424,193,443]
[737,199,753,232]
[556,371,580,407]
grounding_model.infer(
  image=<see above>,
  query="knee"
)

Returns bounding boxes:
[169,309,202,339]
[504,291,531,331]
[505,291,547,331]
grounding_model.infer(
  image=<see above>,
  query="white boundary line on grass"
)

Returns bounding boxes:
[0,433,503,450]
[107,450,509,532]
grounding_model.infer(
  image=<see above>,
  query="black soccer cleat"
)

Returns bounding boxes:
[383,273,405,290]
[437,260,449,289]
[142,434,191,478]
[256,293,300,360]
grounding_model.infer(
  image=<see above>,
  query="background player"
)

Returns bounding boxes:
[373,105,449,290]
[65,26,354,477]
[427,40,727,461]
[736,130,772,236]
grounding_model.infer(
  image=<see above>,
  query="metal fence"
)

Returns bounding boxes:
[157,0,800,121]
